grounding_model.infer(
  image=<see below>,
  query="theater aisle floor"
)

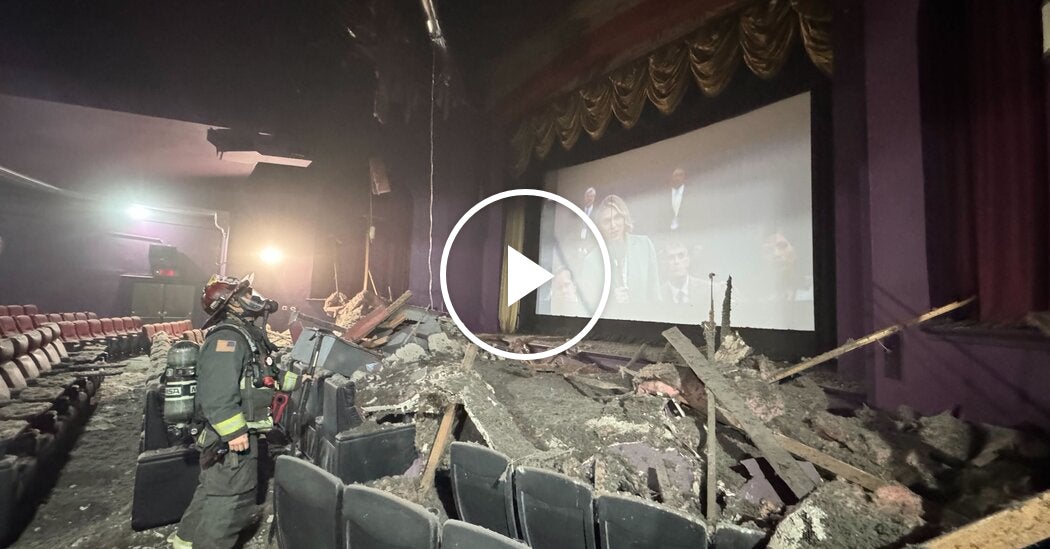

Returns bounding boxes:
[10,356,274,549]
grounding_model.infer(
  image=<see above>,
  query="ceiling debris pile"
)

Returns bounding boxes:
[274,287,1050,548]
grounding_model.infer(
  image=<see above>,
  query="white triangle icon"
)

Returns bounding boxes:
[506,246,554,307]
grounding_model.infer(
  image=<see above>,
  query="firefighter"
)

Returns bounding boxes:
[172,274,279,549]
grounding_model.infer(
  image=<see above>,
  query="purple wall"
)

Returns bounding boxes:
[836,0,1050,429]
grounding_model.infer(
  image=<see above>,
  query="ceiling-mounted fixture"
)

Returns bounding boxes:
[207,128,312,168]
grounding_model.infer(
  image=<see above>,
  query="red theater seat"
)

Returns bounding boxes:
[74,313,88,321]
[113,318,128,335]
[87,319,104,338]
[61,313,76,322]
[87,312,98,320]
[59,321,80,344]
[0,317,19,338]
[5,306,24,317]
[23,305,38,316]
[101,318,118,338]
[161,322,173,336]
[32,314,50,328]
[74,320,96,343]
[48,313,63,323]
[131,316,143,331]
[144,325,158,340]
[15,315,35,334]
[0,306,6,317]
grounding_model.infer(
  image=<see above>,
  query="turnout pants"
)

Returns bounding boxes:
[175,436,259,549]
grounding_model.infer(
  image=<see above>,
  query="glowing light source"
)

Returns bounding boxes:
[259,246,284,265]
[127,204,150,220]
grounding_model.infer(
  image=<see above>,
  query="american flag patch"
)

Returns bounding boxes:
[215,339,237,353]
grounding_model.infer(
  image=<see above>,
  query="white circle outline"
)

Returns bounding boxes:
[440,189,611,361]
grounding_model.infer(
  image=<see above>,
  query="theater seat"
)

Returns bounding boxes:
[58,322,81,346]
[273,456,343,549]
[144,325,158,341]
[449,442,517,538]
[442,520,529,549]
[113,318,128,336]
[14,355,39,380]
[101,318,118,338]
[74,313,88,322]
[512,467,596,549]
[0,306,7,317]
[48,313,63,323]
[595,494,707,549]
[32,314,50,328]
[0,317,18,338]
[23,305,38,316]
[0,361,26,392]
[131,316,143,331]
[75,320,98,345]
[87,312,98,320]
[61,313,77,322]
[14,315,35,334]
[24,329,42,352]
[0,340,12,363]
[343,485,439,549]
[6,334,28,358]
[5,306,23,317]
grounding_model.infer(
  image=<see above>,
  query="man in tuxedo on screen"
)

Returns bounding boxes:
[641,166,701,240]
[659,241,705,305]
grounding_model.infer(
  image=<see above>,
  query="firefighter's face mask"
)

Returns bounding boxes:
[236,289,279,318]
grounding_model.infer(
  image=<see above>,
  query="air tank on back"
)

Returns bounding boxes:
[164,340,199,423]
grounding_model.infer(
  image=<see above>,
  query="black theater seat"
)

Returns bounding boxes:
[449,442,517,538]
[273,455,343,549]
[595,494,707,549]
[342,485,439,549]
[512,466,596,549]
[326,423,417,484]
[442,520,529,549]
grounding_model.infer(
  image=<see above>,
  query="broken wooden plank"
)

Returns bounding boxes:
[705,388,719,525]
[924,490,1050,549]
[343,290,413,342]
[772,434,889,492]
[623,343,648,370]
[663,327,816,499]
[458,344,478,371]
[770,296,975,382]
[419,403,460,492]
[378,312,408,330]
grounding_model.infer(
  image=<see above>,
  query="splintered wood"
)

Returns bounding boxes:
[924,490,1050,549]
[770,296,975,382]
[663,327,817,499]
[344,290,413,342]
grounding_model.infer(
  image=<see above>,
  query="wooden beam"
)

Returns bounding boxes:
[663,327,816,499]
[459,344,478,371]
[705,389,719,525]
[924,490,1050,549]
[419,403,460,492]
[770,297,975,382]
[773,434,889,492]
[343,291,412,342]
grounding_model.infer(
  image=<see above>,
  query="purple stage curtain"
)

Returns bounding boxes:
[922,0,1049,322]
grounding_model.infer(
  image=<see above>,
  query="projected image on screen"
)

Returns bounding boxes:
[536,93,814,331]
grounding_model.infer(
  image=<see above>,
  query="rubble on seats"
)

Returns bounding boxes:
[276,297,1050,549]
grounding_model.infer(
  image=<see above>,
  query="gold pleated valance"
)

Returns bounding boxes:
[509,0,832,175]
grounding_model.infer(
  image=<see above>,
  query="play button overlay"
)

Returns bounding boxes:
[505,246,554,307]
[440,188,611,361]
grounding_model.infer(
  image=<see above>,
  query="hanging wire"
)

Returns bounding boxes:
[427,45,437,310]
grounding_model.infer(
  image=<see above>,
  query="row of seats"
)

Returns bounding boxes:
[142,320,198,344]
[274,455,528,549]
[0,324,70,398]
[0,305,98,322]
[447,442,710,549]
[55,317,144,358]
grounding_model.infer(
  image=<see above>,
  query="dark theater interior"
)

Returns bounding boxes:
[0,0,1049,547]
